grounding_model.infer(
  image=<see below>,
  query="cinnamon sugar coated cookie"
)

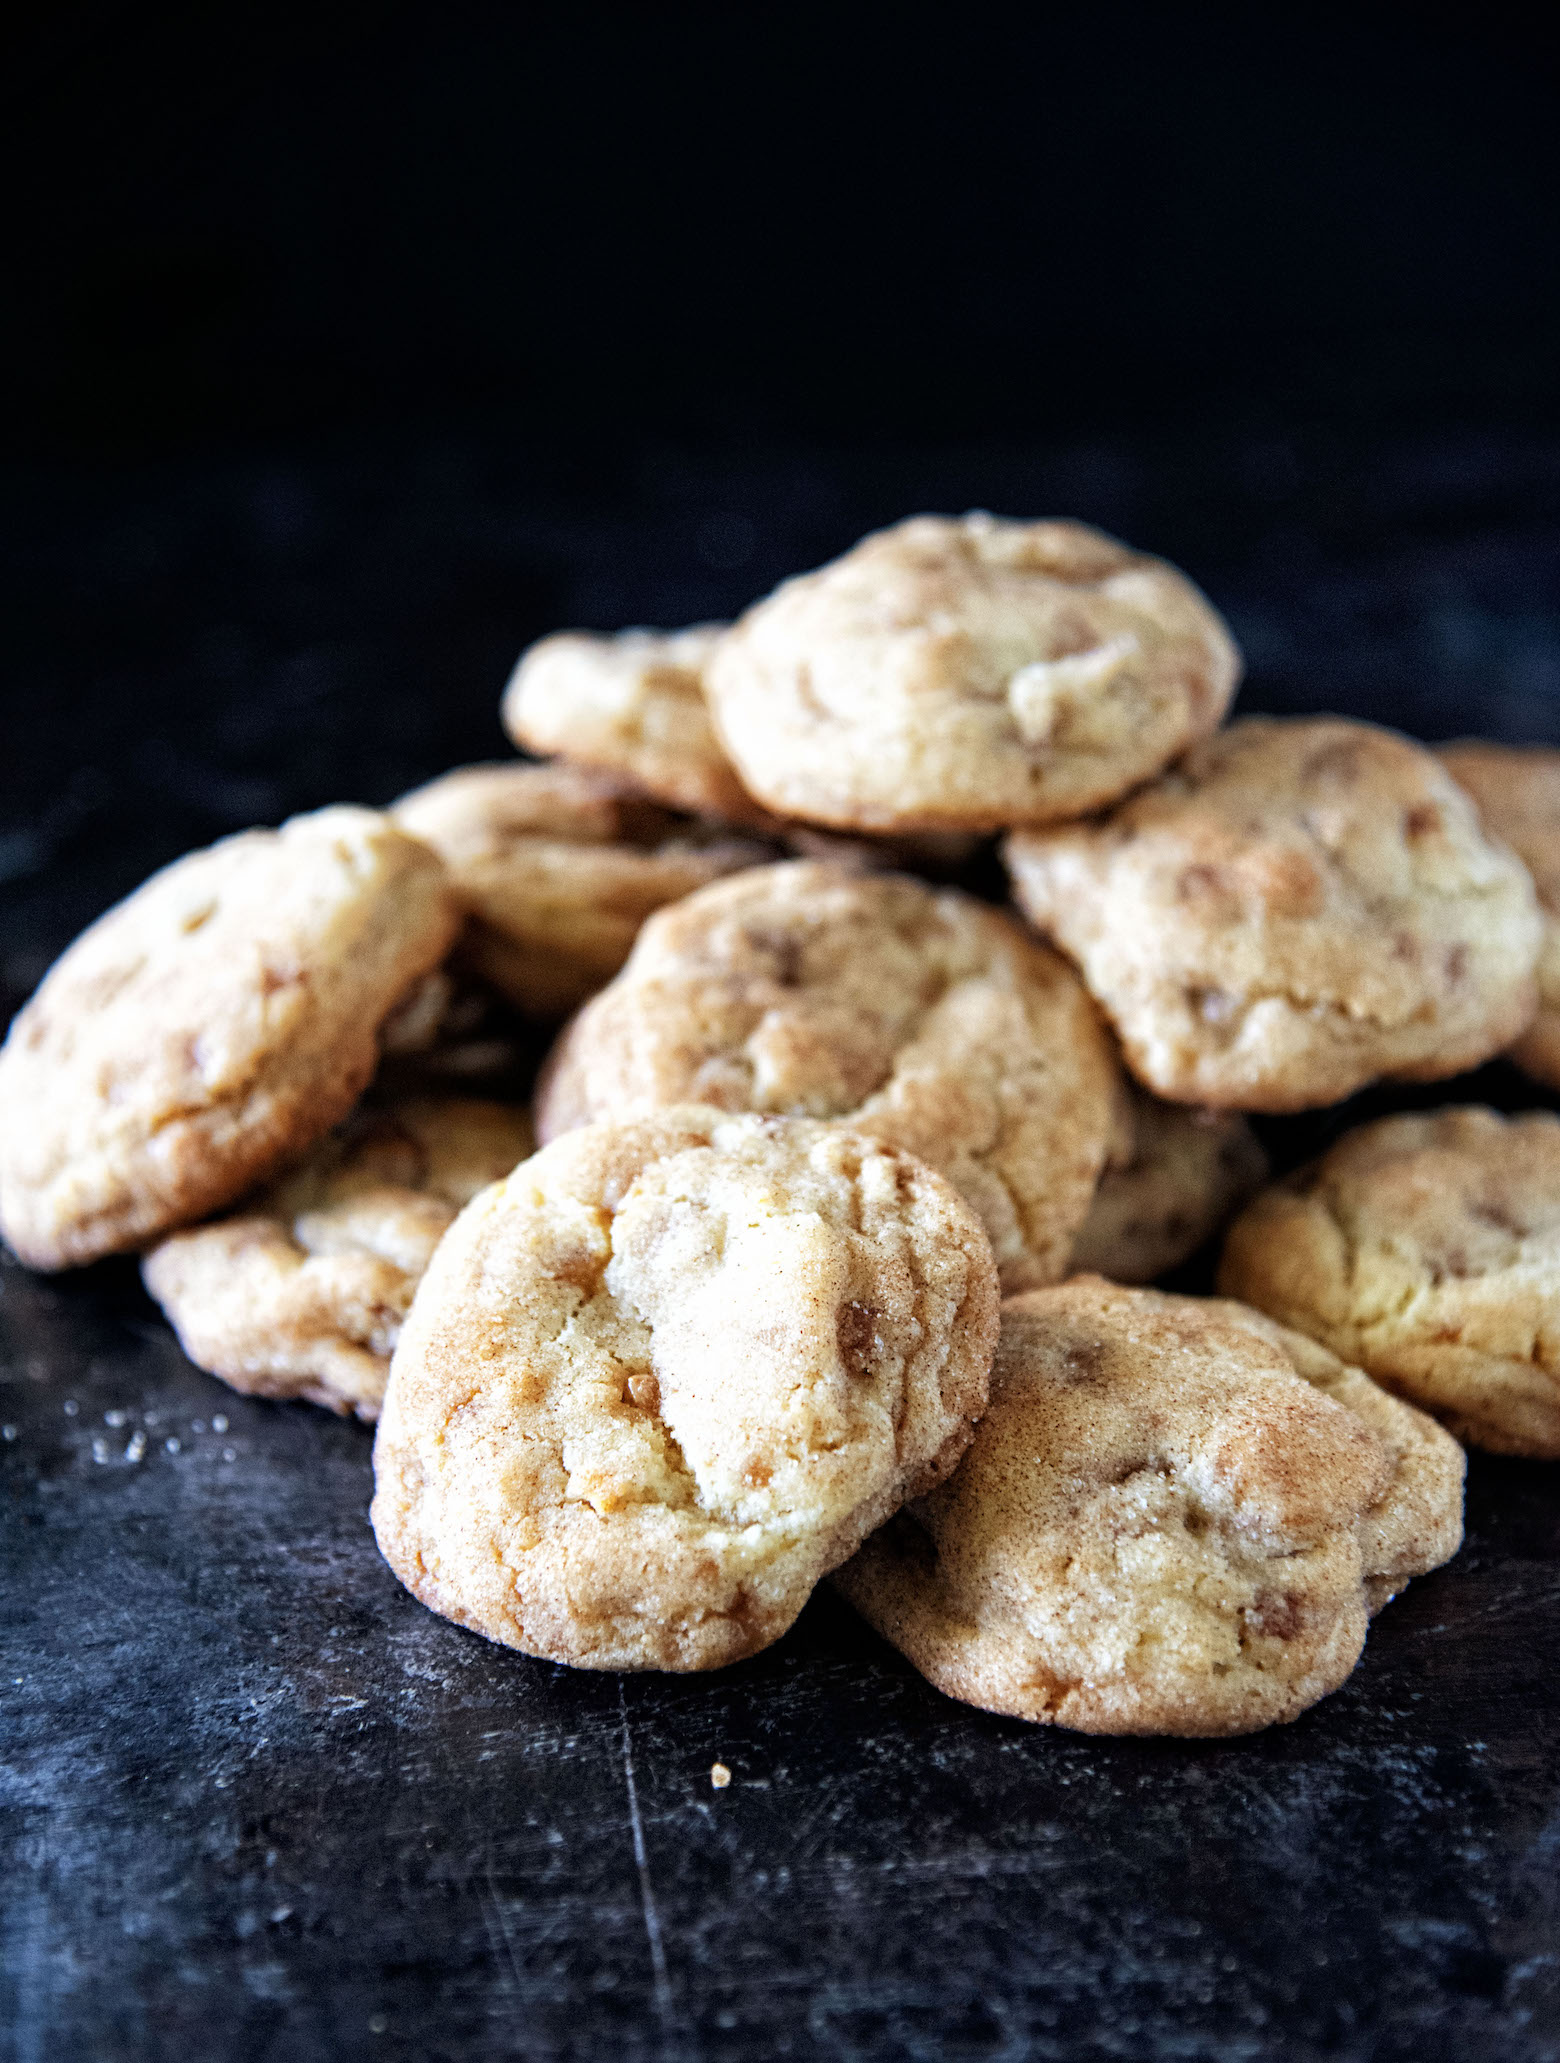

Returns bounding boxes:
[1438,742,1560,1088]
[371,1109,1000,1671]
[0,807,458,1270]
[392,762,770,1016]
[536,861,1119,1291]
[1220,1106,1560,1457]
[1006,717,1541,1110]
[835,1278,1459,1736]
[143,1097,533,1420]
[705,514,1240,833]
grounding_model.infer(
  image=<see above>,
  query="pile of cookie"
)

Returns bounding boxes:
[4,513,1558,1739]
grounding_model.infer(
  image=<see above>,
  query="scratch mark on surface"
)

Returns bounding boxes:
[619,1682,674,2034]
[480,1861,526,2000]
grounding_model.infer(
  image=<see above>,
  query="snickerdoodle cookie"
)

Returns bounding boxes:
[535,861,1119,1291]
[1220,1105,1560,1457]
[371,1108,999,1671]
[1439,742,1560,1088]
[143,1097,533,1420]
[1070,1085,1268,1283]
[834,1277,1461,1736]
[392,762,771,1016]
[0,807,458,1271]
[703,514,1240,834]
[1006,717,1541,1111]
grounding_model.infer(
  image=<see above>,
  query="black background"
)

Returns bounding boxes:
[3,10,1560,2062]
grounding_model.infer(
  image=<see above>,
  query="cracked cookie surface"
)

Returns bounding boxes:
[1006,717,1541,1110]
[143,1096,533,1421]
[536,861,1118,1292]
[371,1108,1000,1670]
[834,1277,1453,1736]
[705,514,1240,833]
[0,806,459,1270]
[1220,1105,1560,1456]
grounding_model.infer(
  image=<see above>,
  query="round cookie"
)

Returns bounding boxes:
[535,860,1119,1292]
[0,806,459,1271]
[143,1097,534,1420]
[392,762,772,1017]
[371,1108,1000,1671]
[1438,741,1560,1087]
[834,1278,1457,1737]
[1070,1083,1268,1283]
[1220,1105,1560,1458]
[1006,716,1542,1111]
[704,513,1240,834]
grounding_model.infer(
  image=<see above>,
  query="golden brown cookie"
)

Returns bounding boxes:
[1439,741,1560,1087]
[371,1108,999,1671]
[142,1097,534,1420]
[0,807,459,1271]
[835,1278,1459,1736]
[704,514,1240,833]
[535,860,1119,1292]
[1220,1105,1560,1457]
[392,762,771,1016]
[1007,717,1541,1111]
[1070,1083,1268,1283]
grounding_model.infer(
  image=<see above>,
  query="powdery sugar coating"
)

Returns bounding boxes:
[143,1097,534,1421]
[1007,717,1542,1111]
[1220,1106,1560,1457]
[0,806,458,1270]
[536,861,1119,1292]
[706,514,1240,833]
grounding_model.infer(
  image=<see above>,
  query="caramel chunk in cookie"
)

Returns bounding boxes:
[835,1278,1459,1736]
[1007,717,1541,1111]
[371,1109,999,1671]
[393,762,771,1017]
[1220,1106,1560,1457]
[1439,741,1560,1088]
[705,514,1240,833]
[143,1097,533,1421]
[0,807,459,1270]
[536,861,1118,1292]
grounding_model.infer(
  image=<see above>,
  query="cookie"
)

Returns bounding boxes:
[1438,741,1560,1087]
[704,514,1240,834]
[535,860,1119,1292]
[371,1108,999,1671]
[392,762,772,1017]
[0,807,459,1271]
[1007,717,1542,1110]
[143,1097,534,1420]
[1070,1083,1268,1283]
[1219,1105,1560,1457]
[835,1277,1458,1736]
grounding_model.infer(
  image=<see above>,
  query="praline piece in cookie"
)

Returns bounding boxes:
[1438,741,1560,1088]
[1220,1106,1560,1458]
[1007,717,1542,1111]
[0,806,459,1271]
[704,514,1241,834]
[142,1097,534,1421]
[1070,1083,1267,1283]
[392,762,772,1017]
[834,1277,1447,1737]
[535,860,1119,1292]
[371,1109,1000,1671]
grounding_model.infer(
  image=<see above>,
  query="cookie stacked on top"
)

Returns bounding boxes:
[5,510,1554,1738]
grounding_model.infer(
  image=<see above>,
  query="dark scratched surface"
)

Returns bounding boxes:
[3,426,1560,2062]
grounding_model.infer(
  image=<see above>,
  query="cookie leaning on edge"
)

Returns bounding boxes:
[1006,716,1542,1111]
[1220,1106,1560,1458]
[143,1096,534,1421]
[834,1278,1464,1736]
[0,806,459,1271]
[371,1109,1000,1672]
